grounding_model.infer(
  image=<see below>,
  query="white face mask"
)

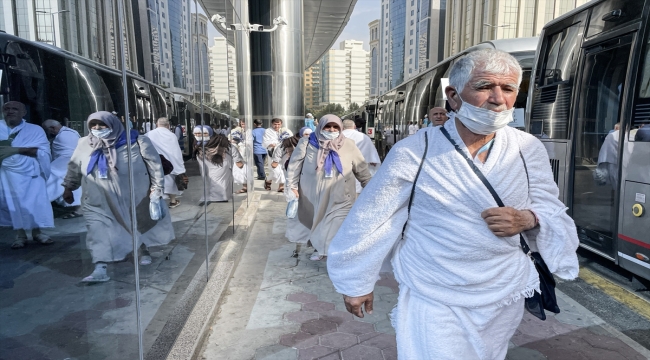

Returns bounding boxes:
[456,96,514,135]
[321,131,339,140]
[91,128,112,139]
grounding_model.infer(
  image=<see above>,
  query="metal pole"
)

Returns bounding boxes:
[194,0,210,282]
[116,0,144,359]
[51,13,56,47]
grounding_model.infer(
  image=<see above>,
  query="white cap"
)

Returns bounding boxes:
[306,113,313,118]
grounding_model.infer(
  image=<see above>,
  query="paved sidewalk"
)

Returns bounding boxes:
[200,193,650,360]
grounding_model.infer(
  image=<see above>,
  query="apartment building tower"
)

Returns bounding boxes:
[444,0,590,57]
[209,37,238,107]
[320,40,369,109]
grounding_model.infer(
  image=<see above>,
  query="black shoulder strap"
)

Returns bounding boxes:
[402,131,429,239]
[440,126,532,255]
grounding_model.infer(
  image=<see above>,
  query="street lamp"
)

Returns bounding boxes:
[483,23,510,40]
[36,10,69,47]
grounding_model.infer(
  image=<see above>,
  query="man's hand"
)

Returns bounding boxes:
[343,292,374,318]
[0,146,19,162]
[291,188,299,199]
[271,161,278,168]
[269,144,276,149]
[481,207,536,237]
[62,188,74,204]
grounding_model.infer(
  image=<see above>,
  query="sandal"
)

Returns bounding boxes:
[82,264,110,283]
[264,181,272,191]
[33,234,54,245]
[11,238,26,249]
[277,186,284,193]
[236,188,247,194]
[82,273,110,282]
[309,252,325,261]
[139,255,152,266]
[169,200,181,208]
[61,211,83,219]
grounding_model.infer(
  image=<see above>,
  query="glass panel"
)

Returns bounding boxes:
[0,35,141,358]
[586,0,644,38]
[530,23,582,139]
[572,42,631,257]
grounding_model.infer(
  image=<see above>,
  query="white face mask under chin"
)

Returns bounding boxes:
[321,131,339,140]
[455,96,514,135]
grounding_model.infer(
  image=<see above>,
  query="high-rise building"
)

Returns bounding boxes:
[378,0,445,94]
[444,0,589,57]
[304,60,321,112]
[209,37,238,107]
[158,0,193,95]
[320,40,369,109]
[368,20,380,98]
[192,13,210,103]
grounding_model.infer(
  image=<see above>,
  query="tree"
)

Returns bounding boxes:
[218,100,232,113]
[314,103,346,119]
[347,102,360,112]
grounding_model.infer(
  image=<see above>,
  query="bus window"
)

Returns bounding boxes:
[65,61,116,134]
[530,23,582,139]
[632,36,650,142]
[586,0,644,38]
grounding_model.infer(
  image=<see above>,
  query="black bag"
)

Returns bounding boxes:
[440,127,559,321]
[159,154,174,175]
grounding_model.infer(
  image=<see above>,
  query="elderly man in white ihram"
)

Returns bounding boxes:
[341,120,381,194]
[327,49,580,360]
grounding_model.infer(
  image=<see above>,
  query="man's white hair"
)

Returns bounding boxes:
[157,117,170,127]
[42,119,61,128]
[448,49,522,94]
[342,120,356,129]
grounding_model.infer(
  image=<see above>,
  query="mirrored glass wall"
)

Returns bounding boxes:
[0,0,247,358]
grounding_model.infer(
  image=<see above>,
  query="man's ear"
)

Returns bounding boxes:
[445,86,460,111]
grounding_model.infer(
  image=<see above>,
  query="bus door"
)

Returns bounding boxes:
[571,34,635,259]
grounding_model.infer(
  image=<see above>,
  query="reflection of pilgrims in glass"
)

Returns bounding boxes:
[1,101,54,249]
[595,123,620,190]
[42,119,82,217]
[193,125,244,204]
[62,111,175,282]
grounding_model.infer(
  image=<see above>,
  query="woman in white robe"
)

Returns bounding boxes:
[193,126,243,203]
[62,111,175,282]
[286,115,372,260]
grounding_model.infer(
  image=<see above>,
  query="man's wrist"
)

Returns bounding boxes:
[524,209,539,230]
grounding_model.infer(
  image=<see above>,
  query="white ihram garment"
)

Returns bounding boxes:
[0,120,54,230]
[328,119,579,359]
[145,127,186,196]
[46,126,81,205]
[342,129,381,193]
[262,127,293,169]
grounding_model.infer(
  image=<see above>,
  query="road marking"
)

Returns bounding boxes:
[579,267,650,321]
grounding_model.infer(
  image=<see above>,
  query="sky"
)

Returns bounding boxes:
[204,0,380,51]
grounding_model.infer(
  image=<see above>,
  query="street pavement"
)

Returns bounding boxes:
[200,190,650,360]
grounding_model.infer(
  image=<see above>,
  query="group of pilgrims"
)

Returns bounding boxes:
[0,100,381,282]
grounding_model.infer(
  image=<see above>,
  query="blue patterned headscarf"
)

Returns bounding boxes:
[86,111,138,177]
[308,114,345,175]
